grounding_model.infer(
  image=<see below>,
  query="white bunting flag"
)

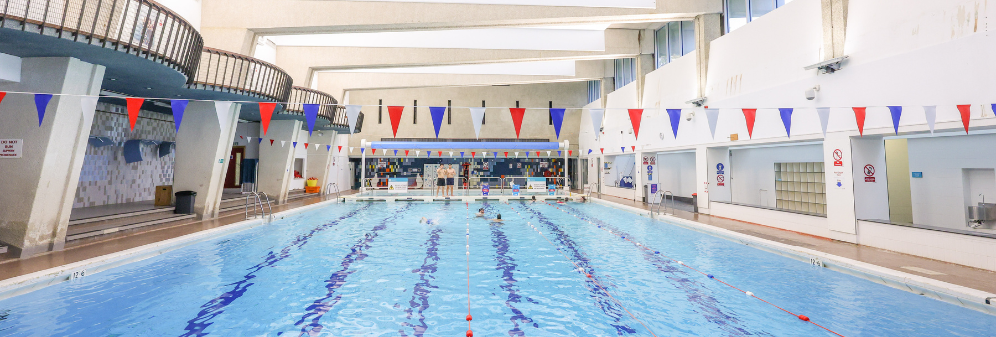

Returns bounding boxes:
[346,105,362,134]
[546,151,551,157]
[705,108,719,140]
[515,152,519,158]
[449,151,454,157]
[246,137,252,143]
[817,107,831,137]
[280,141,286,147]
[469,107,486,139]
[923,105,937,134]
[415,150,420,156]
[483,152,488,158]
[349,147,354,153]
[590,108,605,140]
[80,96,99,128]
[214,101,234,131]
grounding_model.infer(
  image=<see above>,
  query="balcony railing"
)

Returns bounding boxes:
[0,0,202,81]
[187,47,292,102]
[286,86,348,129]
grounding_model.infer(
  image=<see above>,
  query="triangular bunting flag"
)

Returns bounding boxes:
[509,108,526,138]
[125,98,144,131]
[449,151,453,157]
[628,109,644,139]
[388,106,404,137]
[257,138,263,144]
[888,106,902,135]
[215,101,234,131]
[430,107,446,138]
[304,143,309,149]
[469,107,486,139]
[558,151,562,156]
[281,141,287,147]
[405,150,410,156]
[259,102,276,135]
[957,105,971,134]
[437,151,442,157]
[590,108,604,140]
[372,149,377,154]
[706,108,720,140]
[0,92,5,106]
[779,108,793,138]
[304,104,319,136]
[630,146,635,152]
[338,145,343,152]
[569,150,572,156]
[600,148,604,154]
[240,136,244,139]
[292,142,297,148]
[327,145,331,151]
[742,109,757,139]
[350,147,355,153]
[550,108,566,139]
[666,109,681,138]
[525,152,529,158]
[494,152,498,159]
[588,149,593,155]
[504,152,508,158]
[514,152,518,158]
[346,105,362,133]
[80,96,99,130]
[361,148,365,154]
[169,100,188,132]
[853,107,866,137]
[471,152,475,158]
[460,152,464,158]
[269,139,274,146]
[817,108,831,137]
[394,150,398,156]
[415,150,419,156]
[34,94,52,126]
[536,151,541,157]
[621,147,625,153]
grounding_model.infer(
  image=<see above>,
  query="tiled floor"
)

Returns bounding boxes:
[592,193,996,294]
[3,191,994,296]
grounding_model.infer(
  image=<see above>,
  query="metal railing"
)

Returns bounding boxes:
[187,47,292,102]
[356,176,570,197]
[286,86,348,129]
[323,182,341,201]
[0,0,203,80]
[651,190,675,216]
[244,191,272,221]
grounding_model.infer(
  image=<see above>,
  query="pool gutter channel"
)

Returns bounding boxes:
[588,198,996,316]
[0,199,345,302]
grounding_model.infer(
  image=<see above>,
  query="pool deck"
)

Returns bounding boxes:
[1,190,993,298]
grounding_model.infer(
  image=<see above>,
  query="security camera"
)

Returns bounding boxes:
[805,85,820,100]
[685,111,695,121]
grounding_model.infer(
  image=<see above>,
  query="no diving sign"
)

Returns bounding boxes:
[864,164,876,183]
[0,139,22,158]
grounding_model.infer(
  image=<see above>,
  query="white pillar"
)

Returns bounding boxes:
[823,133,859,243]
[0,57,104,257]
[563,140,569,192]
[634,149,644,202]
[257,120,303,203]
[695,146,712,213]
[173,101,242,219]
[360,138,367,192]
[306,130,338,192]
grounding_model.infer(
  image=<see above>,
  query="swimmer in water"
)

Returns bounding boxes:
[475,208,485,217]
[531,196,537,202]
[489,213,503,222]
[420,217,437,225]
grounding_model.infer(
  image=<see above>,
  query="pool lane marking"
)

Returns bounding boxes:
[399,226,443,337]
[283,203,414,337]
[482,202,536,336]
[548,202,846,337]
[178,204,371,337]
[511,203,656,337]
[466,202,473,337]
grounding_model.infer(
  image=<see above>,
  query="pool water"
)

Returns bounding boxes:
[0,201,993,336]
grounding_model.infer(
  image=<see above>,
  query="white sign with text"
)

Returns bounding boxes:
[0,139,22,158]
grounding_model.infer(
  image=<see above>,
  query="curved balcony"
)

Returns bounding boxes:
[284,86,349,132]
[0,0,202,96]
[185,47,292,103]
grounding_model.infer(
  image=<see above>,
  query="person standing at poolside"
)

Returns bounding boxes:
[446,164,457,196]
[436,165,446,196]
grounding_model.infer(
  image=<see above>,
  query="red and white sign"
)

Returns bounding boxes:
[833,149,843,167]
[642,156,649,165]
[716,175,725,186]
[649,156,656,165]
[0,139,22,158]
[864,164,876,182]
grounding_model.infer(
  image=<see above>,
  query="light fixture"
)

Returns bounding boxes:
[686,97,706,107]
[804,56,848,74]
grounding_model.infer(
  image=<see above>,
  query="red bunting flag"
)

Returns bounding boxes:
[742,109,757,139]
[471,152,476,158]
[536,151,540,157]
[337,145,343,152]
[259,102,277,135]
[269,139,275,146]
[405,150,410,156]
[437,151,442,157]
[600,148,604,154]
[240,136,244,139]
[631,146,635,152]
[957,105,971,134]
[852,107,866,137]
[0,92,5,105]
[125,98,144,131]
[504,152,508,158]
[509,108,526,138]
[628,109,643,139]
[305,143,309,149]
[372,149,377,155]
[388,106,404,137]
[568,150,572,156]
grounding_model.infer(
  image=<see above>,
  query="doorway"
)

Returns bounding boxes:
[224,146,245,188]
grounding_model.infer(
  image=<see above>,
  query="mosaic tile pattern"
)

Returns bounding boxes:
[74,103,176,208]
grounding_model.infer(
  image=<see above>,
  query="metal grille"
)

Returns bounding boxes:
[0,0,203,81]
[186,47,292,102]
[286,86,347,129]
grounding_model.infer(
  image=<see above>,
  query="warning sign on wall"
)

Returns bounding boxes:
[0,139,22,158]
[833,149,843,167]
[864,164,876,182]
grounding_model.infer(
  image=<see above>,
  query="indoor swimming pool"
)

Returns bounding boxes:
[0,201,993,336]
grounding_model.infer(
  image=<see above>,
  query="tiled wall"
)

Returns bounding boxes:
[74,103,176,208]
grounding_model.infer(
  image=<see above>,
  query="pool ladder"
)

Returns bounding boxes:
[323,183,342,202]
[244,192,273,222]
[651,191,675,217]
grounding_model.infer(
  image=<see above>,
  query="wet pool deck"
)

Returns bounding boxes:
[1,191,993,296]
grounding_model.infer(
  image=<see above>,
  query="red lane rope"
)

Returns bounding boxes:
[465,202,473,337]
[508,204,659,337]
[544,202,845,337]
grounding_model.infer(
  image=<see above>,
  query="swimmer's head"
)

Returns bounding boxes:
[497,214,502,220]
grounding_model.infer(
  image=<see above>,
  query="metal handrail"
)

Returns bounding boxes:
[258,192,273,221]
[323,182,341,201]
[244,191,272,221]
[651,190,675,216]
[186,47,292,102]
[286,86,347,129]
[0,0,203,81]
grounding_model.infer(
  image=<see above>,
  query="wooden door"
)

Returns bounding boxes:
[225,146,245,188]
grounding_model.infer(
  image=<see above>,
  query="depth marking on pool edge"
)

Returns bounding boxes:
[514,203,641,336]
[552,203,845,337]
[179,203,372,337]
[484,202,537,336]
[284,203,414,337]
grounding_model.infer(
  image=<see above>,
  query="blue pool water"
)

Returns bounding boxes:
[0,201,994,336]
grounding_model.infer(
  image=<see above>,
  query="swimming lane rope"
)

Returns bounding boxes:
[465,202,474,337]
[543,202,846,337]
[507,203,660,337]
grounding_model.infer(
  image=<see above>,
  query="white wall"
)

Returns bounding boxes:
[908,133,996,235]
[157,0,202,31]
[290,131,308,190]
[652,151,696,198]
[233,122,260,159]
[730,143,822,207]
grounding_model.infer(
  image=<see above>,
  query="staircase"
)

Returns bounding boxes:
[67,207,195,241]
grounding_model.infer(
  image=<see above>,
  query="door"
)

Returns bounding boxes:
[596,157,602,196]
[224,146,245,188]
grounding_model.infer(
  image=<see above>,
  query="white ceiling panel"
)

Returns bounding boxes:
[338,0,655,8]
[266,27,606,51]
[321,60,576,76]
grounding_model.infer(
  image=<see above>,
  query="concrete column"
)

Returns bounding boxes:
[634,54,655,108]
[257,120,303,203]
[705,146,731,204]
[823,133,858,243]
[306,130,338,192]
[820,0,849,60]
[695,146,712,213]
[634,149,644,202]
[173,101,242,220]
[694,13,723,99]
[0,57,104,257]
